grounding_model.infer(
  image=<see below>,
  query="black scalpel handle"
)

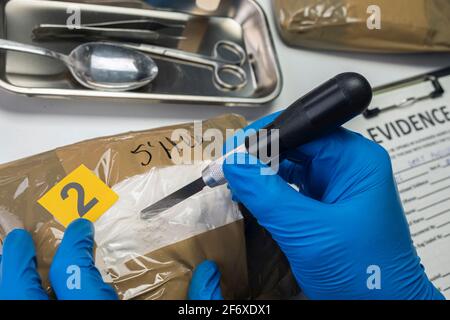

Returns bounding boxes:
[246,72,373,156]
[203,73,372,188]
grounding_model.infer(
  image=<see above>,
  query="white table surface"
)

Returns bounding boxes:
[1,0,450,164]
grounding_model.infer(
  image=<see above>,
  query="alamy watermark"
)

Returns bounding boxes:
[367,5,381,30]
[366,265,381,290]
[66,7,81,29]
[169,121,279,176]
[66,265,81,290]
[65,4,381,31]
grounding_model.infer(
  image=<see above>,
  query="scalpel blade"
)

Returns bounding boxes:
[140,177,206,219]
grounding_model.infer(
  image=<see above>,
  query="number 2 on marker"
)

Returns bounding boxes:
[60,182,99,217]
[38,164,118,227]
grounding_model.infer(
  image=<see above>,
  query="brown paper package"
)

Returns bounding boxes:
[273,0,450,53]
[0,114,299,300]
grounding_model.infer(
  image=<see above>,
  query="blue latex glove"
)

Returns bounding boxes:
[0,219,117,300]
[0,229,49,300]
[188,260,223,300]
[49,219,118,300]
[222,113,444,300]
[189,112,444,300]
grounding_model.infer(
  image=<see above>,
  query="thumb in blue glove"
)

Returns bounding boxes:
[188,260,223,300]
[222,116,444,300]
[0,229,48,300]
[49,218,118,300]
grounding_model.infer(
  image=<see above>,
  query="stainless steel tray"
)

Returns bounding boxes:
[0,0,282,106]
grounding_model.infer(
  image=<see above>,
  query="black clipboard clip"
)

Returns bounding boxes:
[363,76,445,119]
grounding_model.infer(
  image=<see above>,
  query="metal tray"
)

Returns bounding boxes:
[0,0,282,106]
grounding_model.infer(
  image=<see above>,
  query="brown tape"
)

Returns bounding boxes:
[0,113,298,299]
[109,220,248,300]
[273,0,450,53]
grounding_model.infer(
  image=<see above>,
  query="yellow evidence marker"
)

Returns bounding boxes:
[38,164,118,227]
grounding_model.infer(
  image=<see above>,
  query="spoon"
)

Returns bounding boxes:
[0,39,159,91]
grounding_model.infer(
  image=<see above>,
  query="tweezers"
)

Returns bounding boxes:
[32,19,186,43]
[81,19,185,33]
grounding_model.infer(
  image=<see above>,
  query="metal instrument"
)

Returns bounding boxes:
[141,73,373,217]
[0,39,158,91]
[1,0,281,105]
[32,19,186,44]
[118,40,248,91]
[77,19,184,32]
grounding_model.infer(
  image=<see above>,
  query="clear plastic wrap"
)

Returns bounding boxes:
[0,114,299,299]
[95,162,245,299]
[273,0,450,53]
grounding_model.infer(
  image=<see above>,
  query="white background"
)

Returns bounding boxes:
[1,0,450,164]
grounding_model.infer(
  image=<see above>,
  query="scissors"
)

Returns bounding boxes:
[115,40,248,91]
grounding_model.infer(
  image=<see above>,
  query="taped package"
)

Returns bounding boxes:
[273,0,450,53]
[0,114,298,299]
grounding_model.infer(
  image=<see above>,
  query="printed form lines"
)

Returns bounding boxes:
[417,185,450,200]
[397,171,429,185]
[395,153,450,175]
[418,197,450,212]
[430,175,450,185]
[426,209,450,221]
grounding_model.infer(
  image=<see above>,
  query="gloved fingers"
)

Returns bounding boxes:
[223,153,324,229]
[50,219,118,300]
[53,218,95,267]
[284,128,387,169]
[188,260,223,300]
[235,114,362,161]
[275,160,321,199]
[282,128,357,162]
[224,117,369,201]
[0,229,49,300]
[278,128,390,202]
[277,160,307,187]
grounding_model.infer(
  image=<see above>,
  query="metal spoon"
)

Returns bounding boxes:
[0,39,159,91]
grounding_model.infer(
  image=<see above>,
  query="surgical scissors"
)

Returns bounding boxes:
[114,40,248,91]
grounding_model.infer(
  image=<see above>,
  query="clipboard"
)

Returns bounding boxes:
[363,66,450,119]
[346,66,450,298]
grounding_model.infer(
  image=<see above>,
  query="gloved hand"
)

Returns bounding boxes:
[188,260,223,300]
[49,218,118,300]
[0,229,49,300]
[189,112,444,300]
[0,219,118,300]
